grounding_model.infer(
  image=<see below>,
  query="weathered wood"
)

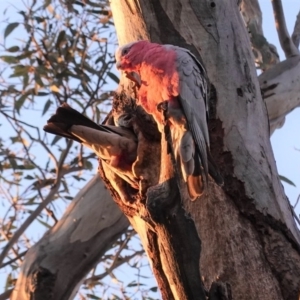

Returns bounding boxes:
[241,0,279,70]
[241,0,300,134]
[292,10,300,48]
[271,0,299,58]
[10,175,129,300]
[108,0,300,299]
[259,55,300,134]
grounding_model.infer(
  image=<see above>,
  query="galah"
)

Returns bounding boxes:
[43,103,138,189]
[115,40,222,200]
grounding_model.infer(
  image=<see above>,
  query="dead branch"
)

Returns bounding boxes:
[259,55,300,134]
[84,250,144,284]
[241,0,279,70]
[271,0,299,57]
[0,250,27,269]
[292,10,300,48]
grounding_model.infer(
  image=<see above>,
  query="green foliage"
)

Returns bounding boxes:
[0,0,158,299]
[4,22,19,39]
[279,175,296,187]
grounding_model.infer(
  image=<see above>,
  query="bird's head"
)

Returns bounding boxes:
[115,40,150,87]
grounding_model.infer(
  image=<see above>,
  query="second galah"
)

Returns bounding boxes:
[115,40,222,200]
[44,103,138,190]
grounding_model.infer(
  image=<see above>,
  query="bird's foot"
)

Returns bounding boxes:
[157,100,168,113]
[117,113,133,128]
[139,177,149,197]
[157,101,169,127]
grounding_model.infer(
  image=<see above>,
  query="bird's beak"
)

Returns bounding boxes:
[116,61,122,70]
[126,71,141,87]
[115,46,122,70]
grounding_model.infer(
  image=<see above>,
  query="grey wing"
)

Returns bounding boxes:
[173,46,210,176]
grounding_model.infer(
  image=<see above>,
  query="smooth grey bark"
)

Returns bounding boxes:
[10,174,129,300]
[292,11,300,48]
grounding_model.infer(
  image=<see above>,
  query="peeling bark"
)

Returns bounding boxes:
[11,175,129,300]
[241,0,279,70]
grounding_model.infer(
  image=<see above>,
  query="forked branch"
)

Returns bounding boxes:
[292,10,300,48]
[271,0,299,57]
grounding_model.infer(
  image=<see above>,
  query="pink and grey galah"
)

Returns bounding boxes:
[115,40,223,200]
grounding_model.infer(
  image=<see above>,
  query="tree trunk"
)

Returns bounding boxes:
[10,175,129,300]
[108,1,300,299]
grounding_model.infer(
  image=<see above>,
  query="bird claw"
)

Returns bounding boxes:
[157,101,169,128]
[157,101,168,112]
[139,178,149,196]
[117,113,133,128]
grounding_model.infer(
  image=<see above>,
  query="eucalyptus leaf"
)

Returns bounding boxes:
[4,22,19,39]
[279,175,296,187]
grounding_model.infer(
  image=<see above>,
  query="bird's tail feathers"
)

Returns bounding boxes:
[187,174,204,201]
[44,121,80,142]
[186,152,206,200]
[184,148,223,200]
[43,103,118,142]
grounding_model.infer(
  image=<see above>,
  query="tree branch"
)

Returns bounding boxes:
[241,0,279,70]
[0,289,12,300]
[0,250,27,269]
[271,0,299,57]
[10,175,129,300]
[0,140,74,265]
[84,250,145,284]
[259,55,300,134]
[292,10,300,48]
[0,175,62,266]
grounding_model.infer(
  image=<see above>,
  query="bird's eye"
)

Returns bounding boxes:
[122,48,129,55]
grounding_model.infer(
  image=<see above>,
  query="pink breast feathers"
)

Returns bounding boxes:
[137,52,180,117]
